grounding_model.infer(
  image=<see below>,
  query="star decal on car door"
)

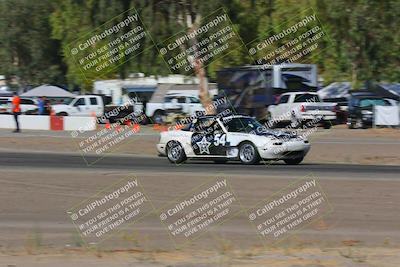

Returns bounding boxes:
[196,136,211,154]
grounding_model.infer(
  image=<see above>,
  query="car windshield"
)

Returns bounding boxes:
[63,98,74,105]
[223,117,265,134]
[359,98,389,107]
[294,94,320,103]
[223,117,297,138]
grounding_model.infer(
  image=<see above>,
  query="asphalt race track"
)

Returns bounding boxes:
[1,151,399,177]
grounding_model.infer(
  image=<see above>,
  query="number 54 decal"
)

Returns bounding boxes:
[213,133,227,146]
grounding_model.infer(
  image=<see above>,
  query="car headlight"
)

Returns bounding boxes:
[361,110,373,115]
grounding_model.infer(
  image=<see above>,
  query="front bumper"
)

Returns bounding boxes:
[157,144,166,156]
[258,141,311,160]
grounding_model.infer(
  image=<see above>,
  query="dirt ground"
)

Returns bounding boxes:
[1,125,399,266]
[2,246,400,267]
[1,166,400,266]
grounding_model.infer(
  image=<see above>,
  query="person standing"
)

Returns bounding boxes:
[38,96,45,115]
[12,92,21,132]
[44,96,52,115]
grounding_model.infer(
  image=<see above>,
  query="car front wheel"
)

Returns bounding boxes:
[238,142,260,165]
[166,141,187,164]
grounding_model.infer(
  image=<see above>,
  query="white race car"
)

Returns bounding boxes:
[157,115,310,165]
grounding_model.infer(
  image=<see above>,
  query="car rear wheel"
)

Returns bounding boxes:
[166,141,187,164]
[323,121,332,129]
[238,142,260,165]
[283,157,304,165]
[355,118,368,129]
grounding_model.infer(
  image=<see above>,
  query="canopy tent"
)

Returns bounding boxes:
[373,83,400,101]
[21,85,74,98]
[318,82,351,100]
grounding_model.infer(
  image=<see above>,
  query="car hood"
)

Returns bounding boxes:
[256,129,298,139]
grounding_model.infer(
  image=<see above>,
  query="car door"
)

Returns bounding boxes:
[164,96,181,112]
[71,97,89,116]
[190,118,228,156]
[187,96,203,115]
[89,97,103,116]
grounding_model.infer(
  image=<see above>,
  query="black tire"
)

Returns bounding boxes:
[283,157,304,165]
[152,110,164,124]
[323,121,332,129]
[238,142,260,165]
[56,112,68,116]
[355,118,366,129]
[166,141,187,164]
[361,121,368,129]
[348,119,355,129]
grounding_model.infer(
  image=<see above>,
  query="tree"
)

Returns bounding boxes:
[0,0,66,89]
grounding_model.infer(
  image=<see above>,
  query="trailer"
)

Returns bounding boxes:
[216,64,318,120]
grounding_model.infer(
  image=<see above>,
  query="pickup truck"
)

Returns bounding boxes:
[52,95,137,122]
[267,92,338,129]
[146,93,204,123]
[53,95,105,117]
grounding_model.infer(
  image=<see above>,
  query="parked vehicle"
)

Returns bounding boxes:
[216,64,318,120]
[347,94,394,129]
[157,115,310,165]
[52,95,105,117]
[52,95,139,123]
[146,93,204,123]
[0,97,9,114]
[267,92,337,129]
[0,97,38,114]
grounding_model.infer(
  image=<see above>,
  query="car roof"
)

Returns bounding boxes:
[281,92,318,95]
[165,93,196,97]
[354,95,383,99]
[197,114,251,120]
[350,91,376,97]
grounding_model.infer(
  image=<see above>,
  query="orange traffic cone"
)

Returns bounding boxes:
[133,123,140,133]
[105,119,111,129]
[91,112,99,130]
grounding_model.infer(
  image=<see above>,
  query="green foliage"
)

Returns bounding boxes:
[0,0,65,88]
[0,0,398,90]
